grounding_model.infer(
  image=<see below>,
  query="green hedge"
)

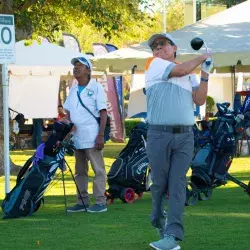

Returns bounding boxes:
[124,118,143,137]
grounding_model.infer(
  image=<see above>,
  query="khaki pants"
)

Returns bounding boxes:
[74,148,106,205]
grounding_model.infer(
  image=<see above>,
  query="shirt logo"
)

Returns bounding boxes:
[87,90,94,96]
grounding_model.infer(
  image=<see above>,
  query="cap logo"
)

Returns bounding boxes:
[74,57,90,68]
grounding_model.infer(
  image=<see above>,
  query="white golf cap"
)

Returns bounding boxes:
[148,33,176,48]
[71,56,93,69]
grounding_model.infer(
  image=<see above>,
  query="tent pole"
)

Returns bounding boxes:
[2,64,10,193]
[232,66,236,102]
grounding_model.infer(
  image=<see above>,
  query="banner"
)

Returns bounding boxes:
[105,44,123,114]
[62,33,81,52]
[241,94,250,112]
[98,75,124,142]
[93,43,125,142]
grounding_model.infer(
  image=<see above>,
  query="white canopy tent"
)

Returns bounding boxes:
[8,40,99,118]
[127,74,147,118]
[9,40,96,76]
[92,0,250,74]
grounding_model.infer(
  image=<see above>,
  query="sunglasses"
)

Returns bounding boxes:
[151,40,174,50]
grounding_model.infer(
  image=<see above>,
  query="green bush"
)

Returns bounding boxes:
[125,118,142,137]
[206,95,215,114]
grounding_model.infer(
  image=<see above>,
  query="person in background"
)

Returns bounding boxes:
[145,32,213,250]
[32,118,46,148]
[57,105,67,121]
[63,56,108,213]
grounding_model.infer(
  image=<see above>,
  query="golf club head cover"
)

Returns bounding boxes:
[43,121,74,157]
[201,58,213,74]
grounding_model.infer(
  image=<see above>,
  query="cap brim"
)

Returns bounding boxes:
[71,58,79,65]
[71,57,93,69]
[148,34,169,47]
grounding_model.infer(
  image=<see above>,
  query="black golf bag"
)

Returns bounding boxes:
[187,103,250,205]
[1,121,75,219]
[106,122,150,203]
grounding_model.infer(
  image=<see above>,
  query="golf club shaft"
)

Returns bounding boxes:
[203,41,212,66]
[203,41,209,53]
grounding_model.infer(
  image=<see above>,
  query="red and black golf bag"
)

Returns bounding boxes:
[106,122,150,203]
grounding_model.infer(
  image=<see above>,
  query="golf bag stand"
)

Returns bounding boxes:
[226,174,250,195]
[62,159,88,214]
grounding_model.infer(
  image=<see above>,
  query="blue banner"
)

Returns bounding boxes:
[240,94,250,112]
[234,93,242,112]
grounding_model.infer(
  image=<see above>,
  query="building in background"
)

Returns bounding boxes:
[184,0,246,25]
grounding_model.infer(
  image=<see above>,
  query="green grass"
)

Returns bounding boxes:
[0,143,250,250]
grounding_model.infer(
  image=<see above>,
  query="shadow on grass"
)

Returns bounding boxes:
[0,185,250,249]
[228,171,250,180]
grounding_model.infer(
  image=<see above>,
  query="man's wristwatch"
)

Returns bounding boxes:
[200,77,209,83]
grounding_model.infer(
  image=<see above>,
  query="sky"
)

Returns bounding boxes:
[139,0,164,14]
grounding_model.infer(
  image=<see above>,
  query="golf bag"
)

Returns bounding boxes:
[1,121,75,219]
[187,103,250,205]
[106,122,150,203]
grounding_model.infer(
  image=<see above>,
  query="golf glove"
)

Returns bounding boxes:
[201,58,213,74]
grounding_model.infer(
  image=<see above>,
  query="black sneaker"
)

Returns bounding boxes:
[67,204,89,212]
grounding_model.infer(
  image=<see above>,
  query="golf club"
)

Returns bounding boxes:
[190,37,211,66]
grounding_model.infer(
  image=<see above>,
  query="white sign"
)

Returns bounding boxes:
[0,14,15,64]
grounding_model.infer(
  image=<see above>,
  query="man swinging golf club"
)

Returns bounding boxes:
[145,33,213,250]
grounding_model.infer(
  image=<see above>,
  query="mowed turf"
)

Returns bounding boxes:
[0,142,250,250]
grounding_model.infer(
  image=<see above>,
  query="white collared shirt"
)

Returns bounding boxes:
[63,79,107,149]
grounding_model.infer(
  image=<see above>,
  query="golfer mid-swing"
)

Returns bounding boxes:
[145,33,213,250]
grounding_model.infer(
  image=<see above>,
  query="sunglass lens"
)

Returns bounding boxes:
[159,41,166,46]
[152,40,166,49]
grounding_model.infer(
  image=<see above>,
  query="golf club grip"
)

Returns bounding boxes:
[205,58,212,66]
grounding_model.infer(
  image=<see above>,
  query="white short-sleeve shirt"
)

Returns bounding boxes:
[63,79,107,149]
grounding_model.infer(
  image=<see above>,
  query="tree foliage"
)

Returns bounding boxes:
[166,0,184,32]
[0,0,185,174]
[63,0,185,52]
[1,0,155,41]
